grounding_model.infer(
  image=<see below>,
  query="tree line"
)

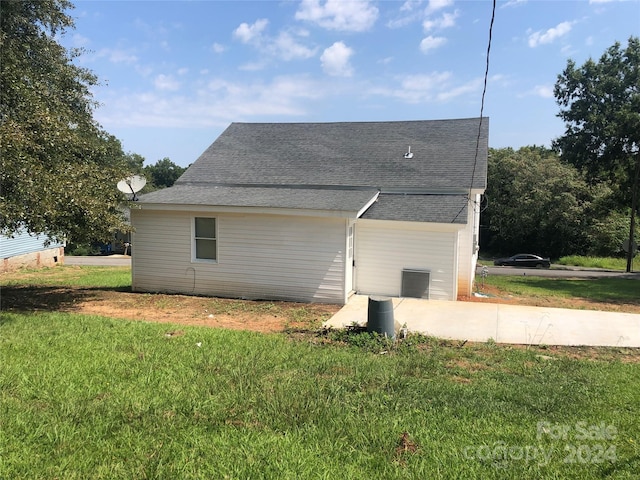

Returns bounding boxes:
[482,145,637,259]
[483,36,639,269]
[1,1,638,267]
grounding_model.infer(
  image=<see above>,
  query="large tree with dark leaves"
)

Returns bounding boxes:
[483,146,593,258]
[0,0,130,244]
[554,36,640,271]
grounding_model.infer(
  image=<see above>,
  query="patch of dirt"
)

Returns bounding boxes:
[0,286,339,334]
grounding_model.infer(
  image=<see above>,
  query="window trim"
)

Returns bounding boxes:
[192,216,218,263]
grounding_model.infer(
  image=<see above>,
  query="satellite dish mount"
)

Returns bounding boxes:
[117,175,147,201]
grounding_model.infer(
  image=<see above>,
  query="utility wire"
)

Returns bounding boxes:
[452,0,495,223]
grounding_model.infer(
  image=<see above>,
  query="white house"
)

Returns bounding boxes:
[131,118,488,305]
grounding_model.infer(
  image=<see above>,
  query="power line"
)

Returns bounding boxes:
[452,0,495,223]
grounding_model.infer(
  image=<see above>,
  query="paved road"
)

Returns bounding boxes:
[477,264,640,279]
[64,255,131,267]
[65,256,638,280]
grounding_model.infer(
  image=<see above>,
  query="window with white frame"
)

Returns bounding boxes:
[193,217,217,261]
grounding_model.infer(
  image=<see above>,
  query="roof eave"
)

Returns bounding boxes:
[133,202,366,219]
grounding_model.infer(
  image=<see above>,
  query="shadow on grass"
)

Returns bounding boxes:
[0,285,131,314]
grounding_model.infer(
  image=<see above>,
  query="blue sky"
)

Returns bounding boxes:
[63,0,639,167]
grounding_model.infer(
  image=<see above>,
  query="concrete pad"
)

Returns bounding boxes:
[495,305,640,347]
[324,295,640,347]
[395,298,501,343]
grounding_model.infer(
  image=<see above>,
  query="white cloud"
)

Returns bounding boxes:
[401,0,423,12]
[233,19,269,44]
[211,42,226,53]
[95,48,138,65]
[379,71,453,103]
[154,74,180,91]
[271,31,318,60]
[420,35,447,53]
[519,84,554,99]
[295,0,378,32]
[436,77,483,102]
[533,85,554,98]
[528,21,573,47]
[95,74,327,128]
[422,10,459,31]
[71,33,91,48]
[501,0,527,8]
[321,41,354,77]
[234,20,316,63]
[424,0,453,14]
[238,60,269,71]
[589,0,614,3]
[368,71,488,105]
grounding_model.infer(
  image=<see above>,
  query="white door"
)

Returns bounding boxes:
[346,222,355,293]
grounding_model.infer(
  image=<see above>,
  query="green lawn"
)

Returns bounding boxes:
[1,311,639,479]
[557,256,631,271]
[481,275,640,305]
[1,266,639,478]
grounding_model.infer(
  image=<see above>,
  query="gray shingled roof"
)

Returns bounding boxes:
[176,118,488,190]
[361,194,469,224]
[139,118,488,223]
[139,185,378,213]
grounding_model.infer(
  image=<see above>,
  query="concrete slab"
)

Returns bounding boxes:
[324,295,640,347]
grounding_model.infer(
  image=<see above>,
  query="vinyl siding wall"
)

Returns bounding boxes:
[1,231,64,272]
[355,220,459,301]
[1,231,64,258]
[456,193,481,297]
[131,209,348,304]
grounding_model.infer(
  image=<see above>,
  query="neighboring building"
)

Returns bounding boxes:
[1,230,64,272]
[131,118,488,305]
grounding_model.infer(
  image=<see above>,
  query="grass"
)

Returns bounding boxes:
[0,265,131,289]
[557,256,631,271]
[481,276,640,305]
[1,265,639,478]
[1,312,639,479]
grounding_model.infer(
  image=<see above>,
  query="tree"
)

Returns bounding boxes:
[0,0,131,244]
[143,158,187,192]
[553,36,640,270]
[483,147,592,258]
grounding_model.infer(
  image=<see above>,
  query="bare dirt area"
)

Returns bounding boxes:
[1,285,340,334]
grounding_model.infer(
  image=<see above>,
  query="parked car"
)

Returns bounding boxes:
[493,254,551,268]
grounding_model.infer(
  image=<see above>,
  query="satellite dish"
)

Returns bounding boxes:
[117,174,147,201]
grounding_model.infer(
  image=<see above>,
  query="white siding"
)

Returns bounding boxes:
[355,220,459,301]
[456,194,481,297]
[131,210,347,304]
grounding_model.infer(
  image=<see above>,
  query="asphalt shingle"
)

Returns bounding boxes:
[176,118,488,190]
[139,118,488,223]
